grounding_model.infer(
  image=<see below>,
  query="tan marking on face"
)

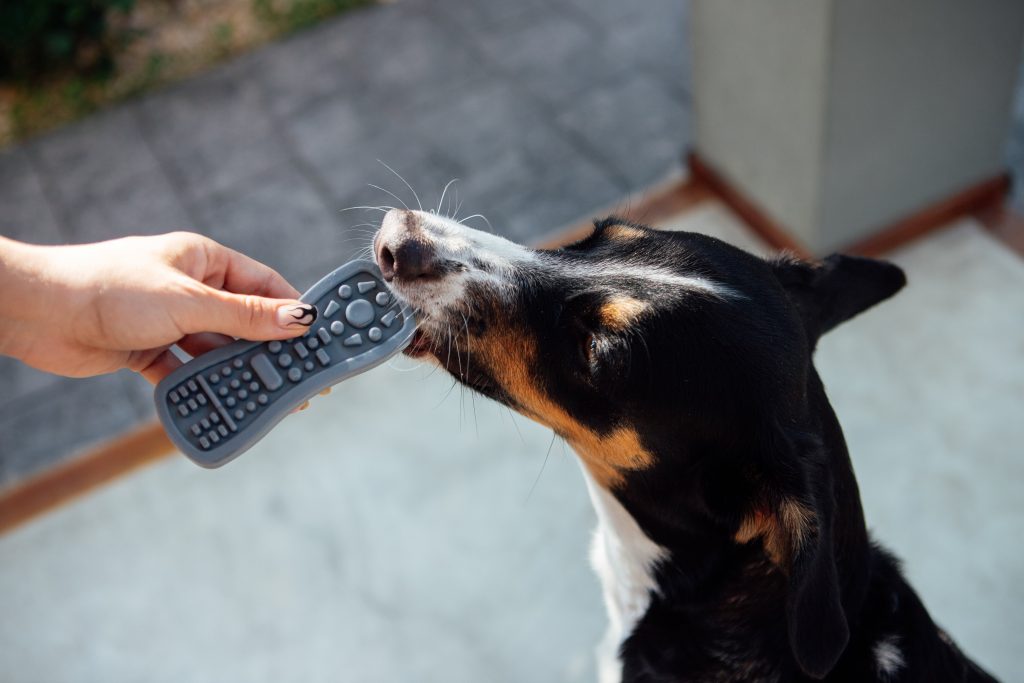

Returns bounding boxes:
[472,321,653,488]
[735,499,815,569]
[598,295,649,331]
[605,224,647,242]
[779,498,814,549]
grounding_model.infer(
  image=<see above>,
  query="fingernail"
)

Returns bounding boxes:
[277,303,317,329]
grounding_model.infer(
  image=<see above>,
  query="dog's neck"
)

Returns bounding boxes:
[580,461,799,683]
[580,465,667,683]
[574,384,875,682]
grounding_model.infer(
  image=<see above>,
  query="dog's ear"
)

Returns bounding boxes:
[785,496,849,676]
[768,431,850,678]
[772,253,906,343]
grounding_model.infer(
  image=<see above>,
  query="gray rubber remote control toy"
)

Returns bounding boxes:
[155,260,416,468]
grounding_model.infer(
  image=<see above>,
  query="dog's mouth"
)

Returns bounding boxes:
[374,207,521,366]
[403,327,433,358]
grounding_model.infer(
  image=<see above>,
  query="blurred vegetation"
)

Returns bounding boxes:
[254,0,369,33]
[0,0,136,81]
[0,0,372,146]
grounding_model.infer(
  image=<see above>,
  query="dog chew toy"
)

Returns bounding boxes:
[155,260,416,468]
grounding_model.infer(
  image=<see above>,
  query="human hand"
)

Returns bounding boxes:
[0,232,318,384]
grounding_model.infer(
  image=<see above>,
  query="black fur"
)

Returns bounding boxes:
[400,218,999,682]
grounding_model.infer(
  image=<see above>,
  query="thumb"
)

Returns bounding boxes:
[184,287,318,341]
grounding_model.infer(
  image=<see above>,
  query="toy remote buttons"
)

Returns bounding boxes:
[155,260,416,468]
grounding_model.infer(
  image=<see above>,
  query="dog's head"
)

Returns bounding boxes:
[374,209,905,678]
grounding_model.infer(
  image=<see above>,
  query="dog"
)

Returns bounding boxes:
[372,208,1000,682]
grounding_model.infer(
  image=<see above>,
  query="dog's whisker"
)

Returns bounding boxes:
[456,308,478,438]
[525,431,559,502]
[437,178,459,217]
[367,183,409,212]
[377,160,423,212]
[433,376,461,408]
[460,213,494,234]
[506,405,526,445]
[339,205,393,214]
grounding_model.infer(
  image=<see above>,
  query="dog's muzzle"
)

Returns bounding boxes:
[375,209,443,282]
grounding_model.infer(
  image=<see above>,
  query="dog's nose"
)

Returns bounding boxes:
[375,209,440,282]
[378,238,438,281]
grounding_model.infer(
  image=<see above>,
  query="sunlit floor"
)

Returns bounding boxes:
[1,203,1021,682]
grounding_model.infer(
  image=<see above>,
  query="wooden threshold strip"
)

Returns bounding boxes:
[687,150,1013,259]
[535,172,714,249]
[970,200,1024,261]
[0,422,174,535]
[844,174,1011,256]
[687,152,813,258]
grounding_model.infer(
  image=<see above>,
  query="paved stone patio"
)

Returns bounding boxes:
[0,0,691,488]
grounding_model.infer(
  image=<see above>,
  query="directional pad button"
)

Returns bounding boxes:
[345,299,374,328]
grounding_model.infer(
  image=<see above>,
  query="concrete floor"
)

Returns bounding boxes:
[0,205,1021,681]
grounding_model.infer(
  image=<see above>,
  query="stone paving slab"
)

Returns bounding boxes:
[261,3,491,120]
[190,162,354,288]
[0,357,62,416]
[402,79,626,237]
[557,74,691,190]
[449,135,624,242]
[0,147,65,244]
[282,90,464,211]
[254,16,367,120]
[344,5,491,104]
[0,370,152,487]
[470,12,631,109]
[601,0,692,100]
[139,59,288,203]
[427,0,553,32]
[30,107,192,243]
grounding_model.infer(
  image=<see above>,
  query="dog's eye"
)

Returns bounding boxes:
[581,334,597,365]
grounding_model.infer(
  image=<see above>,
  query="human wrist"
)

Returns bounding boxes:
[0,237,78,361]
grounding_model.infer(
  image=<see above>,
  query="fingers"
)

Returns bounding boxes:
[201,238,301,300]
[176,332,235,357]
[137,348,182,385]
[294,388,332,413]
[179,285,318,341]
[164,235,316,341]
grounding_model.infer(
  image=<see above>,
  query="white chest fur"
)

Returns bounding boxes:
[581,466,668,683]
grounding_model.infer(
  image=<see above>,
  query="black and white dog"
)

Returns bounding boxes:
[373,208,999,682]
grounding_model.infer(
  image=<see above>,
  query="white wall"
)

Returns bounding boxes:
[691,0,1024,253]
[819,0,1024,250]
[691,0,832,246]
